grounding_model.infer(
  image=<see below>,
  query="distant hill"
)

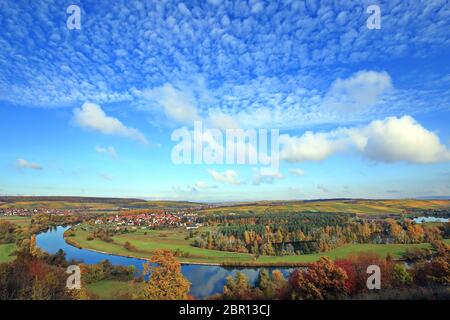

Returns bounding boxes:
[415,196,450,200]
[0,196,205,210]
[1,197,449,215]
[0,196,144,204]
[200,199,450,216]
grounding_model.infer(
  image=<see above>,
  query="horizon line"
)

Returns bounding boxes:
[1,195,449,204]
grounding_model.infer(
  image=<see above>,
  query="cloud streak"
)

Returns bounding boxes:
[290,169,305,176]
[73,102,148,144]
[95,146,118,158]
[16,158,43,170]
[208,169,241,185]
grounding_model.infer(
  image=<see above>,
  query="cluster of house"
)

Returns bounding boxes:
[94,210,202,230]
[0,208,75,216]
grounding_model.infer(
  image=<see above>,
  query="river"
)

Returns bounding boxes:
[36,226,292,298]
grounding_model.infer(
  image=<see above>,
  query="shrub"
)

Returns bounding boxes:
[289,257,348,300]
[391,264,413,287]
[403,247,432,261]
[123,241,138,252]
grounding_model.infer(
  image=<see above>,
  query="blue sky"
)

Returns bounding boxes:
[0,0,449,201]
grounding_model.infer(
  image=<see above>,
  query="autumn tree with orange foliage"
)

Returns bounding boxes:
[405,220,424,243]
[134,249,190,300]
[0,241,77,300]
[412,240,449,286]
[386,218,405,243]
[289,257,347,300]
[335,253,395,295]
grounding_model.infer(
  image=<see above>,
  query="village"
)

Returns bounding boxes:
[0,207,76,217]
[94,209,202,230]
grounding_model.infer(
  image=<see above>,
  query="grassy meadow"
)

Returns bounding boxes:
[86,280,138,299]
[0,216,32,227]
[0,243,16,263]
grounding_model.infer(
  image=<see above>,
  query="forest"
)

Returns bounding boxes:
[192,212,449,255]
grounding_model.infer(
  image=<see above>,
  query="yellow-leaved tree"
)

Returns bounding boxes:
[134,249,190,300]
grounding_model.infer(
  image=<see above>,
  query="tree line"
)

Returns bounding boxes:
[192,212,448,255]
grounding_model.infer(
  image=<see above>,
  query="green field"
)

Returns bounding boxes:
[68,226,450,266]
[0,216,32,227]
[255,241,450,264]
[68,227,256,264]
[0,243,16,263]
[0,201,118,209]
[86,280,137,300]
[0,196,203,210]
[201,199,450,216]
[1,197,449,215]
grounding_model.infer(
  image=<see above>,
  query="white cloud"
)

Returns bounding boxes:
[73,102,148,144]
[251,2,264,14]
[281,115,450,164]
[178,3,191,16]
[16,158,43,170]
[280,131,348,162]
[325,70,393,108]
[208,169,241,185]
[354,115,450,164]
[194,180,216,190]
[252,169,284,185]
[172,184,198,194]
[195,181,208,189]
[142,84,200,125]
[207,111,240,131]
[290,168,305,176]
[95,146,117,158]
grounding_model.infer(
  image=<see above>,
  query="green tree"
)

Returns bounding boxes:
[257,269,286,299]
[391,264,413,287]
[223,272,259,300]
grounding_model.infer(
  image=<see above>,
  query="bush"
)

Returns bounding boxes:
[403,247,432,261]
[391,264,413,287]
[123,241,138,252]
[99,235,113,243]
[289,257,348,300]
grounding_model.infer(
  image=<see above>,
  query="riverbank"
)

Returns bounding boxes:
[64,226,450,267]
[65,234,225,266]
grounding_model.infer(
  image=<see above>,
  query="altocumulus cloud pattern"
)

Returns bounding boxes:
[1,0,450,129]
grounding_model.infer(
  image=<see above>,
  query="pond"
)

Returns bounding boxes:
[412,216,449,223]
[36,226,292,298]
